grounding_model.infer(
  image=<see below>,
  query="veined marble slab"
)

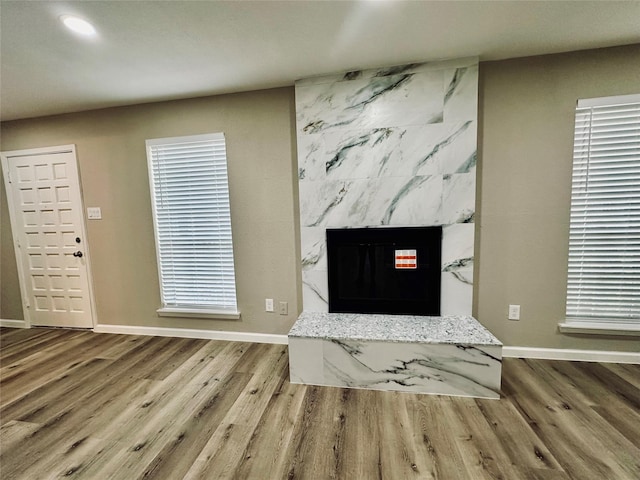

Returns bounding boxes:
[296,56,479,88]
[296,70,445,135]
[297,121,477,183]
[288,312,502,399]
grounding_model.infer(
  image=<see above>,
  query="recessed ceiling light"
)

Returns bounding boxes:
[60,15,96,36]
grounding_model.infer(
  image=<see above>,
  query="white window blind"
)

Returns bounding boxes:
[146,133,238,315]
[566,94,640,324]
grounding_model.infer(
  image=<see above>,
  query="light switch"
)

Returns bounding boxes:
[265,298,274,312]
[87,207,102,220]
[508,304,521,321]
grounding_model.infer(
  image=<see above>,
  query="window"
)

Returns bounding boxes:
[146,133,239,319]
[562,94,640,334]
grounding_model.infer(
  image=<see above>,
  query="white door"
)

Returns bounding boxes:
[1,145,95,328]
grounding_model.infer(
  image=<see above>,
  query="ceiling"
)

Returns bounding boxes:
[1,1,639,121]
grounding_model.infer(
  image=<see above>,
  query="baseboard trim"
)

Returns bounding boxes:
[503,346,640,364]
[88,326,638,363]
[0,319,28,328]
[93,324,288,345]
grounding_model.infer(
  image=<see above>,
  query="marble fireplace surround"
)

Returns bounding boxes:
[289,58,504,399]
[296,56,479,316]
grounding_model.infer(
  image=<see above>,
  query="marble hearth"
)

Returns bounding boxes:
[288,312,502,399]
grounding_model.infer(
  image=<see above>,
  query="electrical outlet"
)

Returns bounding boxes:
[265,298,274,312]
[508,304,521,321]
[279,301,288,315]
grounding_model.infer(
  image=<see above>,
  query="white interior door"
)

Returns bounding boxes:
[1,145,95,328]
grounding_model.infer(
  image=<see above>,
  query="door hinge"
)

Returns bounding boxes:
[7,170,11,183]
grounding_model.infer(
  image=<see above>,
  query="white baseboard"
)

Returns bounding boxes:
[0,319,28,328]
[87,325,640,364]
[93,323,288,345]
[503,346,640,364]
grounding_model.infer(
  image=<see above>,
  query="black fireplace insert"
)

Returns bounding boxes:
[327,226,442,316]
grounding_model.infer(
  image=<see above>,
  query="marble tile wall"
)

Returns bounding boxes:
[295,58,478,315]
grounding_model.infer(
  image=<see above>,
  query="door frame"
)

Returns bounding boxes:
[1,144,98,329]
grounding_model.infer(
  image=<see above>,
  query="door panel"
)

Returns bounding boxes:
[1,146,94,328]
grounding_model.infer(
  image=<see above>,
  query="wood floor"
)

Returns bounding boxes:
[0,327,638,480]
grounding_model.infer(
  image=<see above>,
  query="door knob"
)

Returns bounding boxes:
[73,251,83,258]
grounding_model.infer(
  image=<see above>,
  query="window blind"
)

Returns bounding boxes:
[146,133,237,312]
[566,94,640,322]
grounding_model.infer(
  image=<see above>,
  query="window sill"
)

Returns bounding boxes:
[157,307,241,320]
[559,320,640,337]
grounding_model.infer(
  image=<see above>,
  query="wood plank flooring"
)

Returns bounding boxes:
[1,327,639,480]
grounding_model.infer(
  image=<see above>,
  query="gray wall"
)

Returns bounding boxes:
[1,88,302,334]
[2,44,640,352]
[475,44,640,351]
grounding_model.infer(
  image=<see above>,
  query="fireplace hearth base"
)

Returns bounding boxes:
[288,312,502,399]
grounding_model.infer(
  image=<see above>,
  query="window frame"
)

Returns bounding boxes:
[146,132,240,320]
[560,93,640,336]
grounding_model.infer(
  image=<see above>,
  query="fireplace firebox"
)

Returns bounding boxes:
[327,226,442,316]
